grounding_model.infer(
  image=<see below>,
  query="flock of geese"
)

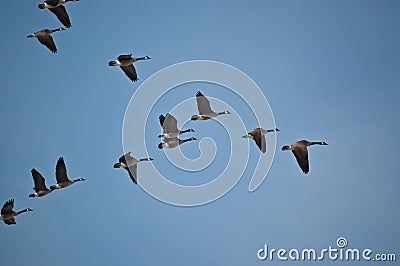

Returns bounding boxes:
[1,0,328,225]
[27,0,77,53]
[114,88,328,184]
[1,157,83,225]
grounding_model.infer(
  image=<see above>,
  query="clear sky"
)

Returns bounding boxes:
[0,1,399,265]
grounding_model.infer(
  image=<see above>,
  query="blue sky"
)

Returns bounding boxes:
[0,1,399,265]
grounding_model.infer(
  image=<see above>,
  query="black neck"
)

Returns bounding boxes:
[310,141,323,145]
[18,209,30,214]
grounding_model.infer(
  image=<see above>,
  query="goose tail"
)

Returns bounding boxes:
[282,145,291,151]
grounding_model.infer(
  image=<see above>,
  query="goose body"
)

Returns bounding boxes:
[242,128,279,153]
[158,113,194,138]
[50,157,85,190]
[158,137,197,149]
[38,0,79,28]
[108,54,151,82]
[29,169,53,197]
[114,152,153,184]
[282,140,328,174]
[26,28,65,53]
[0,199,33,225]
[191,91,230,120]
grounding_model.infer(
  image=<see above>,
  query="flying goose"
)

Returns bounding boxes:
[50,157,85,190]
[282,140,328,174]
[158,113,195,138]
[38,0,79,28]
[26,28,65,53]
[29,169,53,197]
[158,137,197,149]
[0,199,33,225]
[114,152,153,184]
[191,91,231,120]
[242,128,280,153]
[108,54,151,82]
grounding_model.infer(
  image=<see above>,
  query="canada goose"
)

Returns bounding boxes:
[38,0,79,28]
[242,128,280,153]
[0,199,33,225]
[108,54,151,82]
[29,169,53,197]
[158,113,195,138]
[158,137,197,149]
[26,28,65,53]
[191,91,231,120]
[50,157,85,190]
[114,152,153,184]
[282,140,328,174]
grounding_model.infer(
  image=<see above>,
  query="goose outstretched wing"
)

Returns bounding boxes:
[1,199,14,215]
[31,169,49,192]
[196,91,213,115]
[55,157,69,183]
[49,6,71,28]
